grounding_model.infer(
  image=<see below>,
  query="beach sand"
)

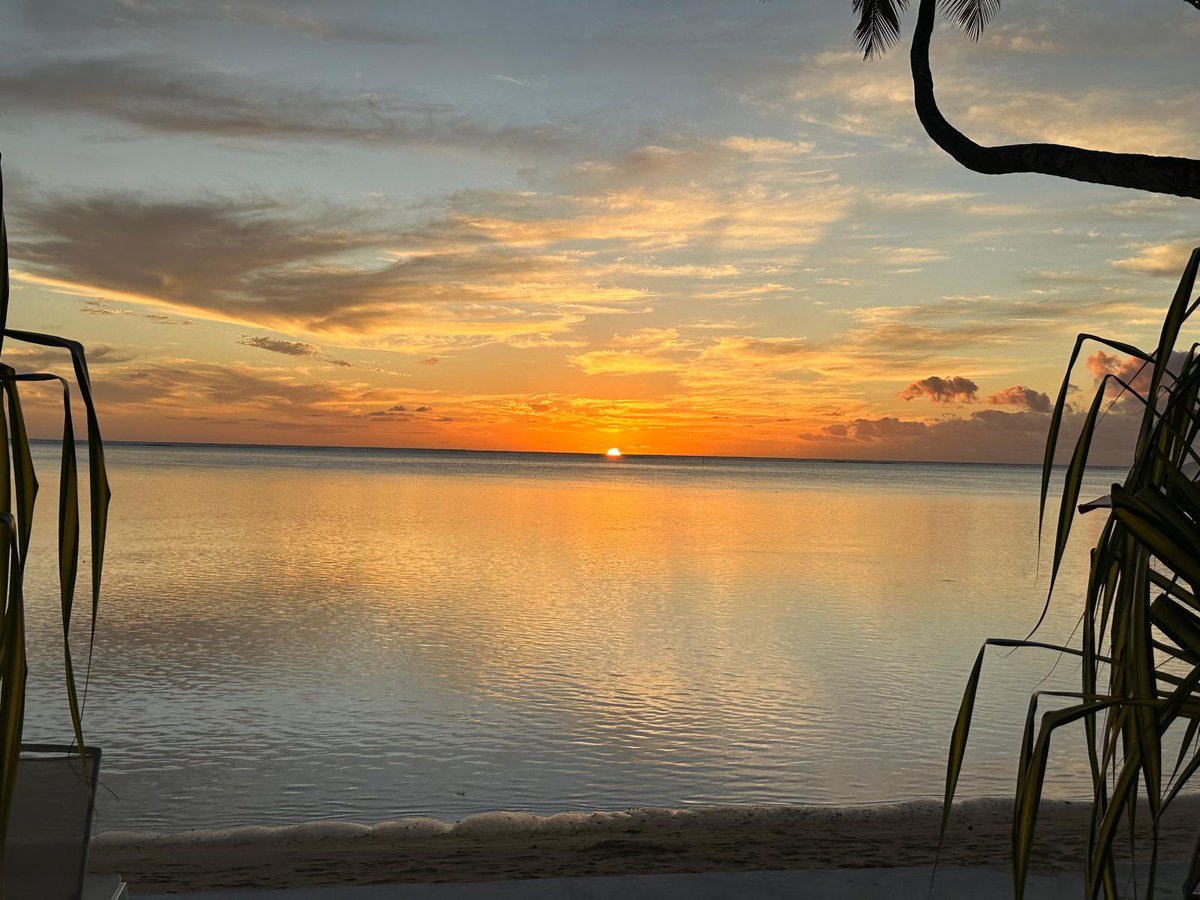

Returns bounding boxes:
[90,797,1200,894]
[127,866,1198,900]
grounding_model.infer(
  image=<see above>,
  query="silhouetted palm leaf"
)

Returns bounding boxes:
[853,0,907,58]
[0,157,109,889]
[853,0,1001,59]
[942,0,1001,41]
[942,247,1200,898]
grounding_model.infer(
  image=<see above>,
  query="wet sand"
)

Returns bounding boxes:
[89,797,1200,894]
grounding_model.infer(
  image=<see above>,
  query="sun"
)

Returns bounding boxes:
[605,447,622,458]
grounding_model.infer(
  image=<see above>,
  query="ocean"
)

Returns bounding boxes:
[23,443,1121,832]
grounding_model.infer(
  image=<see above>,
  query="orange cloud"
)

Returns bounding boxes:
[986,385,1051,413]
[1112,243,1194,277]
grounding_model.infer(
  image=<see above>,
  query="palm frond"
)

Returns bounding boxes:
[944,247,1200,898]
[853,0,908,59]
[0,157,110,882]
[940,0,1000,41]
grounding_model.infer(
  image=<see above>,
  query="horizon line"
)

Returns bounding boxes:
[26,437,1126,469]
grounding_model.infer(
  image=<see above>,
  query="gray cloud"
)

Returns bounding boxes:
[13,190,388,332]
[803,406,1138,465]
[80,300,122,315]
[0,54,577,154]
[240,336,321,358]
[88,361,405,426]
[21,0,422,43]
[366,403,435,421]
[144,312,193,325]
[14,191,372,311]
[10,186,615,340]
[3,344,133,372]
[240,335,359,370]
[897,375,979,404]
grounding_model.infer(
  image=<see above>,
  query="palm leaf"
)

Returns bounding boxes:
[941,0,1000,40]
[853,0,908,58]
[0,156,110,882]
[0,516,23,866]
[945,246,1200,899]
[1039,334,1149,575]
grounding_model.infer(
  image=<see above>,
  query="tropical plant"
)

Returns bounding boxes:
[847,1,1200,893]
[0,156,110,884]
[852,0,1200,198]
[940,249,1200,898]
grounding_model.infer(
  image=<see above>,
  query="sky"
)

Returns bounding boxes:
[1,0,1198,461]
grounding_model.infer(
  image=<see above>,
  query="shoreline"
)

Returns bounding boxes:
[90,797,1200,893]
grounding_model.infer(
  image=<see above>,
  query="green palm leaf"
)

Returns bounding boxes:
[945,246,1200,899]
[0,157,110,886]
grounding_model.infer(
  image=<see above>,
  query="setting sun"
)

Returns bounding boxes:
[606,447,622,458]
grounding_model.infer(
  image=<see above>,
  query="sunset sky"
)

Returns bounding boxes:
[2,0,1197,461]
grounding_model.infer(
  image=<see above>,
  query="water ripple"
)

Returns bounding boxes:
[23,444,1122,830]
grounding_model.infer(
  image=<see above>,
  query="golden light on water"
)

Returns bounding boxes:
[606,447,622,458]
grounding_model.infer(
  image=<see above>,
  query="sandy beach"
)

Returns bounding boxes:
[90,797,1200,894]
[126,866,1198,900]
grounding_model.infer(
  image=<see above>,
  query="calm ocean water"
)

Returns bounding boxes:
[23,443,1123,832]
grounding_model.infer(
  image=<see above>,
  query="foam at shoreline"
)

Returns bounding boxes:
[93,799,952,847]
[89,797,1200,893]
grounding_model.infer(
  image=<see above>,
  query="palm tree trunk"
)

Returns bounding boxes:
[909,0,1200,199]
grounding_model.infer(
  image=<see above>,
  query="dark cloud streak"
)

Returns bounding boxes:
[0,54,578,155]
[240,336,321,358]
[898,375,979,404]
[21,0,423,43]
[804,407,1137,465]
[240,335,357,369]
[10,186,610,339]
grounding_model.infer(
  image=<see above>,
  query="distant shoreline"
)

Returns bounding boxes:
[28,437,1129,470]
[89,797,1198,893]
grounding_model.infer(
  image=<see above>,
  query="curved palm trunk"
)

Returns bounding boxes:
[910,0,1200,199]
